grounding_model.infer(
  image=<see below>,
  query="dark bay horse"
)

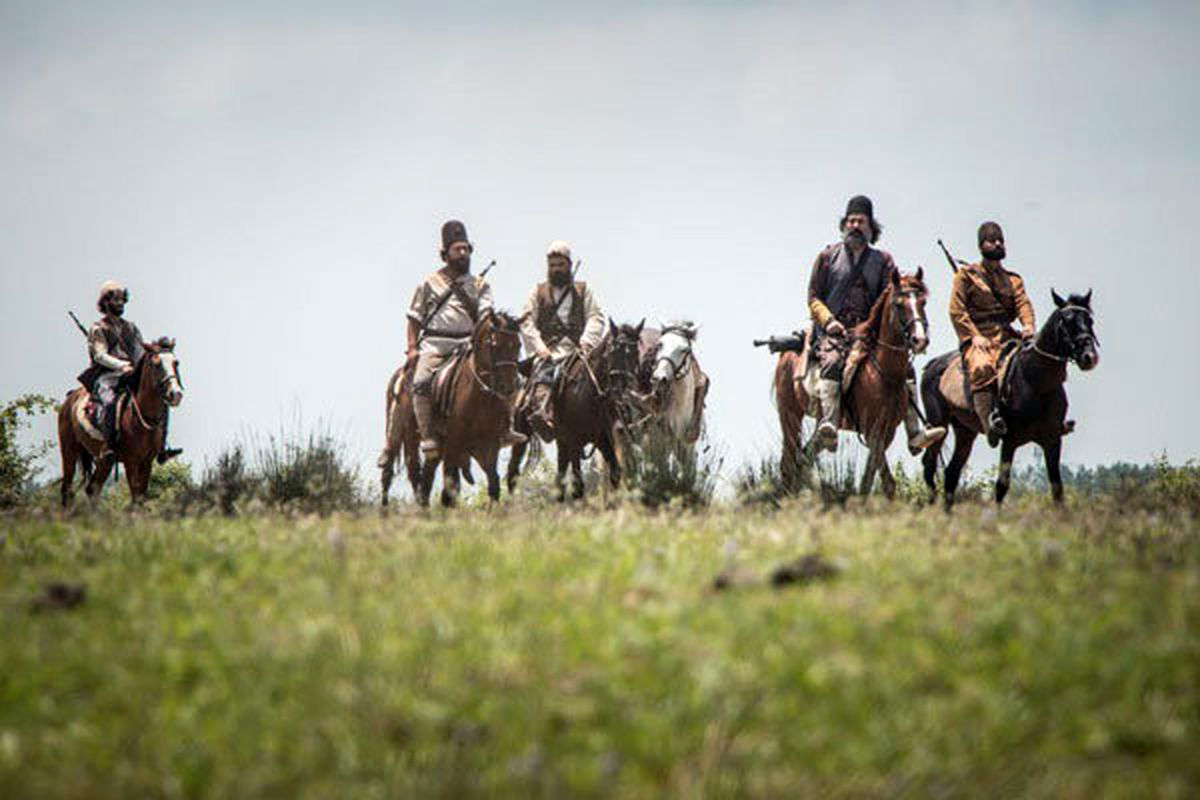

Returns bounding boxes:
[921,290,1099,509]
[58,343,184,508]
[380,310,524,508]
[774,268,932,498]
[507,320,643,502]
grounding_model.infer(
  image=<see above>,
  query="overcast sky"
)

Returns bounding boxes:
[3,0,1198,492]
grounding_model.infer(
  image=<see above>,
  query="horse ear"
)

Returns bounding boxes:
[609,318,618,339]
[1082,289,1092,308]
[915,266,924,282]
[1051,289,1066,308]
[636,318,645,335]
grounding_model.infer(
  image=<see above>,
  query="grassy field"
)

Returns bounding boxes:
[1,497,1197,798]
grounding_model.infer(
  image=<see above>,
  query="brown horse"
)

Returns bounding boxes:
[921,290,1099,509]
[58,343,184,508]
[380,310,524,508]
[506,320,643,502]
[773,268,932,498]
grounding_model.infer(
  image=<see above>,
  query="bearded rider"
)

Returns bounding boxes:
[78,281,181,464]
[948,220,1036,447]
[807,195,946,454]
[518,240,608,441]
[405,220,526,460]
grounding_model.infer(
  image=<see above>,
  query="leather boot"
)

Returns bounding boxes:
[973,389,1006,448]
[528,383,555,442]
[904,379,946,456]
[816,378,841,452]
[413,393,440,459]
[498,413,528,449]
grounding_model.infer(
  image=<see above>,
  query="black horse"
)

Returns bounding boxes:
[921,290,1099,509]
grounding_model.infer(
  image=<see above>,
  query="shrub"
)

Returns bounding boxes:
[624,428,722,509]
[0,394,58,509]
[252,424,361,515]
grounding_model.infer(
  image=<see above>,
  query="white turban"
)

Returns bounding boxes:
[546,240,572,260]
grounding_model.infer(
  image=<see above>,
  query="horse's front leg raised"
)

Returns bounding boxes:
[1042,436,1064,504]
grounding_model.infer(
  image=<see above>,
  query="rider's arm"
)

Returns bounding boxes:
[518,286,549,358]
[406,282,427,356]
[579,285,607,355]
[807,250,834,327]
[476,279,495,318]
[88,325,130,371]
[948,269,982,344]
[1011,273,1036,334]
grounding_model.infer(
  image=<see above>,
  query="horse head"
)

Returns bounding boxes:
[474,310,524,396]
[878,267,931,354]
[1049,289,1099,371]
[605,318,644,397]
[141,339,184,408]
[647,321,697,410]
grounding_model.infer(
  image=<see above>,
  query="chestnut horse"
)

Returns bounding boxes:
[58,343,184,508]
[506,320,643,502]
[921,290,1099,509]
[774,268,932,498]
[380,310,524,507]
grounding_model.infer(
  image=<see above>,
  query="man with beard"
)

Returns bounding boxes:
[807,195,946,453]
[406,220,526,459]
[518,240,608,441]
[80,280,181,464]
[949,220,1036,446]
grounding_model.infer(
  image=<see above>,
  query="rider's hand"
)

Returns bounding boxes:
[1020,327,1035,340]
[536,346,552,360]
[120,364,135,376]
[972,335,991,351]
[405,347,418,363]
[825,320,846,337]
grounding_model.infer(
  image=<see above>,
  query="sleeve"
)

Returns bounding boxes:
[948,270,981,344]
[476,280,494,317]
[807,250,834,327]
[88,324,129,371]
[128,323,146,365]
[406,281,427,324]
[579,285,608,353]
[1011,274,1036,332]
[519,286,547,355]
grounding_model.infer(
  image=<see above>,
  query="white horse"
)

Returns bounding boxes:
[639,322,709,453]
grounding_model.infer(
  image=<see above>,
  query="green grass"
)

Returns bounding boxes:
[1,498,1198,798]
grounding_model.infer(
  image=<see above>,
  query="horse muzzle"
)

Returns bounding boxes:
[1077,348,1099,371]
[166,388,184,407]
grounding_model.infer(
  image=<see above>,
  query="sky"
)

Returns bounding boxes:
[3,0,1198,493]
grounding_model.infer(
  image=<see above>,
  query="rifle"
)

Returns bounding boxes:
[753,331,807,354]
[936,239,969,275]
[419,259,496,331]
[68,311,88,338]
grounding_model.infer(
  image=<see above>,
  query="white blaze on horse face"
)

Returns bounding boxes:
[653,332,691,384]
[159,353,184,406]
[906,293,928,352]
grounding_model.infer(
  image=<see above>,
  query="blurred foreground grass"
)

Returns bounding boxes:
[1,498,1197,798]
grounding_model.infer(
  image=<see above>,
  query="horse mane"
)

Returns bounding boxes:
[853,282,893,344]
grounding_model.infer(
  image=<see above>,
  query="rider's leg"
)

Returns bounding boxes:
[816,378,841,451]
[903,368,946,455]
[412,351,443,459]
[156,410,182,464]
[968,349,1005,447]
[528,357,557,442]
[94,374,119,463]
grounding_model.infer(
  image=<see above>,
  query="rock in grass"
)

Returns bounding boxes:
[769,553,839,587]
[30,582,87,613]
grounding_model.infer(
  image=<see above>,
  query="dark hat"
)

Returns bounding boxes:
[441,219,469,250]
[977,221,1004,246]
[845,195,874,219]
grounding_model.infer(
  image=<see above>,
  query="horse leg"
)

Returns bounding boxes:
[441,462,460,508]
[878,450,896,501]
[86,454,115,503]
[597,434,621,490]
[506,439,527,495]
[380,456,393,507]
[555,442,570,503]
[922,436,942,505]
[60,435,77,510]
[943,421,976,511]
[1042,436,1064,504]
[483,451,502,502]
[570,449,585,501]
[859,444,880,496]
[418,455,441,508]
[995,439,1018,505]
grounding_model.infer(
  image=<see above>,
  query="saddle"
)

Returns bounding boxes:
[73,389,129,444]
[938,338,1023,411]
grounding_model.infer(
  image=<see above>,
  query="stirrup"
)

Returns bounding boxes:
[908,426,946,456]
[499,429,528,448]
[156,447,183,465]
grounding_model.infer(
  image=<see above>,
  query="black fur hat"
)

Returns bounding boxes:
[977,220,1004,247]
[441,219,469,251]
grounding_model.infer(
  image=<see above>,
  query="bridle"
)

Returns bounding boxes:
[470,317,521,398]
[1031,304,1098,365]
[876,285,928,355]
[654,329,695,383]
[130,352,183,430]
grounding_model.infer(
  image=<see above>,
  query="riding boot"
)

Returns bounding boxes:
[156,413,183,464]
[816,378,841,452]
[903,379,946,456]
[973,389,1006,448]
[529,383,555,442]
[498,411,528,449]
[413,393,440,459]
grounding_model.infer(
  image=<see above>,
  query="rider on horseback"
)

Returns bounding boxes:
[406,220,526,460]
[806,195,946,453]
[518,240,608,442]
[948,221,1037,447]
[78,280,181,465]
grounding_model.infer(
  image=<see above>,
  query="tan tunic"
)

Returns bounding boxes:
[407,268,494,357]
[949,262,1036,390]
[519,282,606,360]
